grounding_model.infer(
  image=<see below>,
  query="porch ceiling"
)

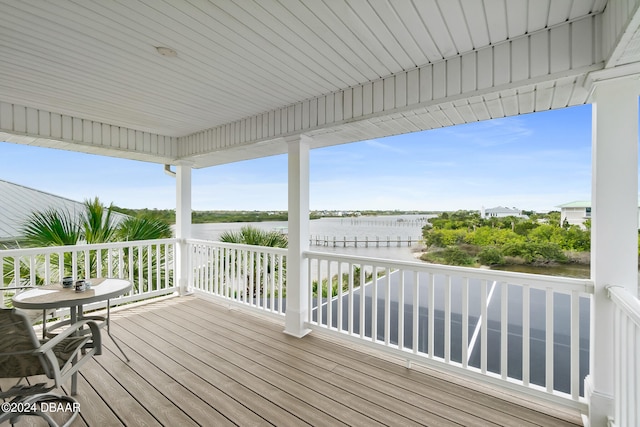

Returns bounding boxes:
[1,0,639,168]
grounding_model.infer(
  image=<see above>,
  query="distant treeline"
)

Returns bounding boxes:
[111,208,289,224]
[111,208,437,225]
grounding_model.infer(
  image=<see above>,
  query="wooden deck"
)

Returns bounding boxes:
[4,295,583,426]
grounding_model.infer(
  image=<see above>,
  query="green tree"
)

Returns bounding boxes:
[22,209,81,247]
[219,226,288,248]
[478,247,505,266]
[83,197,118,243]
[529,224,556,242]
[502,241,567,263]
[422,246,474,266]
[17,198,172,288]
[464,227,524,246]
[219,226,288,298]
[420,210,590,267]
[116,216,172,241]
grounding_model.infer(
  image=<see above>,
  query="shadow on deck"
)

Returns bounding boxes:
[3,296,583,426]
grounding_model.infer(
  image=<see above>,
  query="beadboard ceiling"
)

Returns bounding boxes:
[3,0,637,167]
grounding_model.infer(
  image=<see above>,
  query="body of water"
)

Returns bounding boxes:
[192,215,592,395]
[190,215,592,278]
[190,214,429,263]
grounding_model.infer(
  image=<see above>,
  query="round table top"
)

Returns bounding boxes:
[12,277,132,309]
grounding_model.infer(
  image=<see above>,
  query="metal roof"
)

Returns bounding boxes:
[557,200,640,208]
[557,201,592,208]
[0,179,126,242]
[486,206,521,213]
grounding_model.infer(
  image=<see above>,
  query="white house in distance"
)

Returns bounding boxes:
[480,206,527,219]
[558,201,592,228]
[558,200,640,229]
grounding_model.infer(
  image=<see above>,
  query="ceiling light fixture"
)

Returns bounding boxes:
[155,46,177,57]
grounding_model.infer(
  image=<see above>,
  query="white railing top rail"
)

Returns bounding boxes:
[0,238,179,257]
[607,285,640,327]
[305,249,594,294]
[186,238,288,256]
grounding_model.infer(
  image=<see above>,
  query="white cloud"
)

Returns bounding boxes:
[441,116,534,147]
[363,139,407,153]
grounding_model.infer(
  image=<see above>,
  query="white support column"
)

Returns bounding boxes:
[175,163,193,295]
[284,135,312,337]
[587,77,640,426]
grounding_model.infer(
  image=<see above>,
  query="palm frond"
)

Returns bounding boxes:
[116,216,172,241]
[219,226,287,248]
[21,209,81,247]
[83,197,117,243]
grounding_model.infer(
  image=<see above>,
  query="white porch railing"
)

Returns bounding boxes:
[12,238,640,420]
[304,250,594,410]
[187,239,287,316]
[1,238,177,311]
[607,285,640,427]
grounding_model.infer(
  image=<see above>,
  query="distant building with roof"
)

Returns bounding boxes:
[480,206,527,219]
[0,179,127,243]
[557,201,591,229]
[557,200,640,229]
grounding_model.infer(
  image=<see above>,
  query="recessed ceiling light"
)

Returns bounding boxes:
[156,46,177,57]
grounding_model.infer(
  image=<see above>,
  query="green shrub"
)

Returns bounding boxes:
[423,229,467,248]
[478,247,505,266]
[501,241,567,263]
[440,246,474,266]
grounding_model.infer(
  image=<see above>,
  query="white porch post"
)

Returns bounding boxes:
[175,163,193,295]
[587,77,639,426]
[284,135,312,337]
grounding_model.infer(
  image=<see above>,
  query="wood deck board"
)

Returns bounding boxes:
[65,374,122,427]
[145,304,427,427]
[89,348,200,426]
[155,301,489,426]
[119,312,356,425]
[3,296,583,426]
[184,297,582,427]
[96,335,234,427]
[77,355,162,427]
[112,321,277,426]
[114,315,308,426]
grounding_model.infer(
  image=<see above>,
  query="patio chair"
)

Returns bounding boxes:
[0,308,101,427]
[2,285,57,335]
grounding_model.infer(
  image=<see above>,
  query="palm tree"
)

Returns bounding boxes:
[115,216,172,293]
[219,225,288,248]
[219,226,287,299]
[16,198,172,287]
[116,216,171,242]
[22,208,81,247]
[82,197,117,243]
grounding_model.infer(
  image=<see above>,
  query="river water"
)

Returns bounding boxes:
[191,214,429,263]
[191,215,591,395]
[191,214,591,278]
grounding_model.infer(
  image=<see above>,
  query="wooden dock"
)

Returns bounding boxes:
[310,235,421,248]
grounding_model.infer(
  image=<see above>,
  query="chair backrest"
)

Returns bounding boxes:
[0,308,47,378]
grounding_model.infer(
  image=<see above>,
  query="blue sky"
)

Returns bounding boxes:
[0,104,592,212]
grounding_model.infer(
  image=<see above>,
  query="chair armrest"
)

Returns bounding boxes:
[37,319,101,355]
[37,319,102,387]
